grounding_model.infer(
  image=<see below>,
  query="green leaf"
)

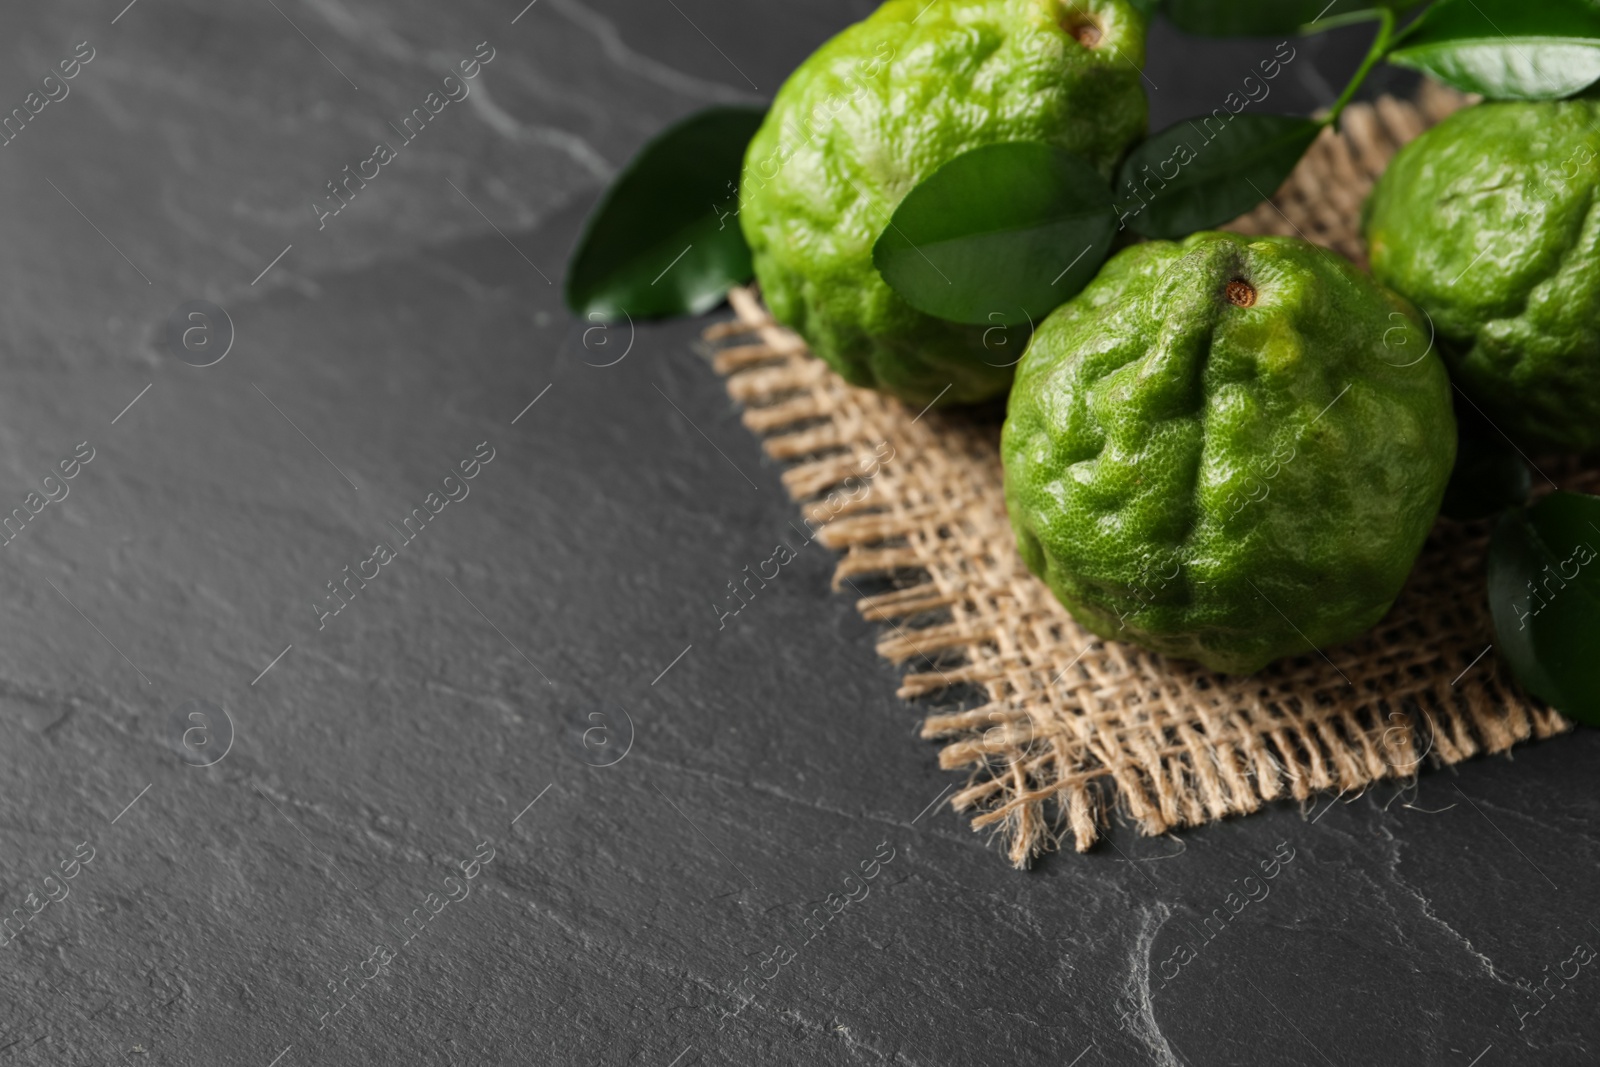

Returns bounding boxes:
[1388,0,1600,101]
[565,106,765,321]
[1117,113,1320,240]
[1488,492,1600,725]
[1161,0,1422,36]
[1440,414,1532,522]
[872,142,1115,328]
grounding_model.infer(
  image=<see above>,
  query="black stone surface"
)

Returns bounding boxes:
[0,3,1592,1065]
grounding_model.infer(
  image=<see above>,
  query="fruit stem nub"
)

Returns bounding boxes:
[1057,4,1102,47]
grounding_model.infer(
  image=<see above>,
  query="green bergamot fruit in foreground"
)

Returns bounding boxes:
[1002,232,1456,675]
[739,0,1148,408]
[1365,99,1600,452]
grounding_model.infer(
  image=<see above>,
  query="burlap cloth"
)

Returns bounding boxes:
[704,83,1587,866]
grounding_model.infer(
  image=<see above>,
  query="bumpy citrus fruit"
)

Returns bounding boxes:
[739,0,1148,408]
[1365,100,1600,452]
[1002,232,1456,675]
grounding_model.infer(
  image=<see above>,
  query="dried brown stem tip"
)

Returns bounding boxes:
[1225,279,1257,307]
[1060,10,1102,47]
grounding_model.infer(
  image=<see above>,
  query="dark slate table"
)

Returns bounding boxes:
[1,2,1593,1064]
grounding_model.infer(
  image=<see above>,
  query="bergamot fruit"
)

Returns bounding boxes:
[739,0,1148,408]
[1002,232,1456,675]
[1365,99,1600,452]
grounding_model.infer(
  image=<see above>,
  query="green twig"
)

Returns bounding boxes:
[1324,6,1397,127]
[1302,8,1386,35]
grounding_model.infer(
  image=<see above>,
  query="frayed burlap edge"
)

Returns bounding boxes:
[702,84,1577,867]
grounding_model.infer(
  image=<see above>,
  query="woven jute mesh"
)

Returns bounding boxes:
[703,84,1584,867]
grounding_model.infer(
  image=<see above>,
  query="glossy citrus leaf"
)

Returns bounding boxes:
[1488,491,1600,725]
[566,106,765,321]
[1389,0,1600,101]
[1117,113,1320,240]
[873,141,1115,327]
